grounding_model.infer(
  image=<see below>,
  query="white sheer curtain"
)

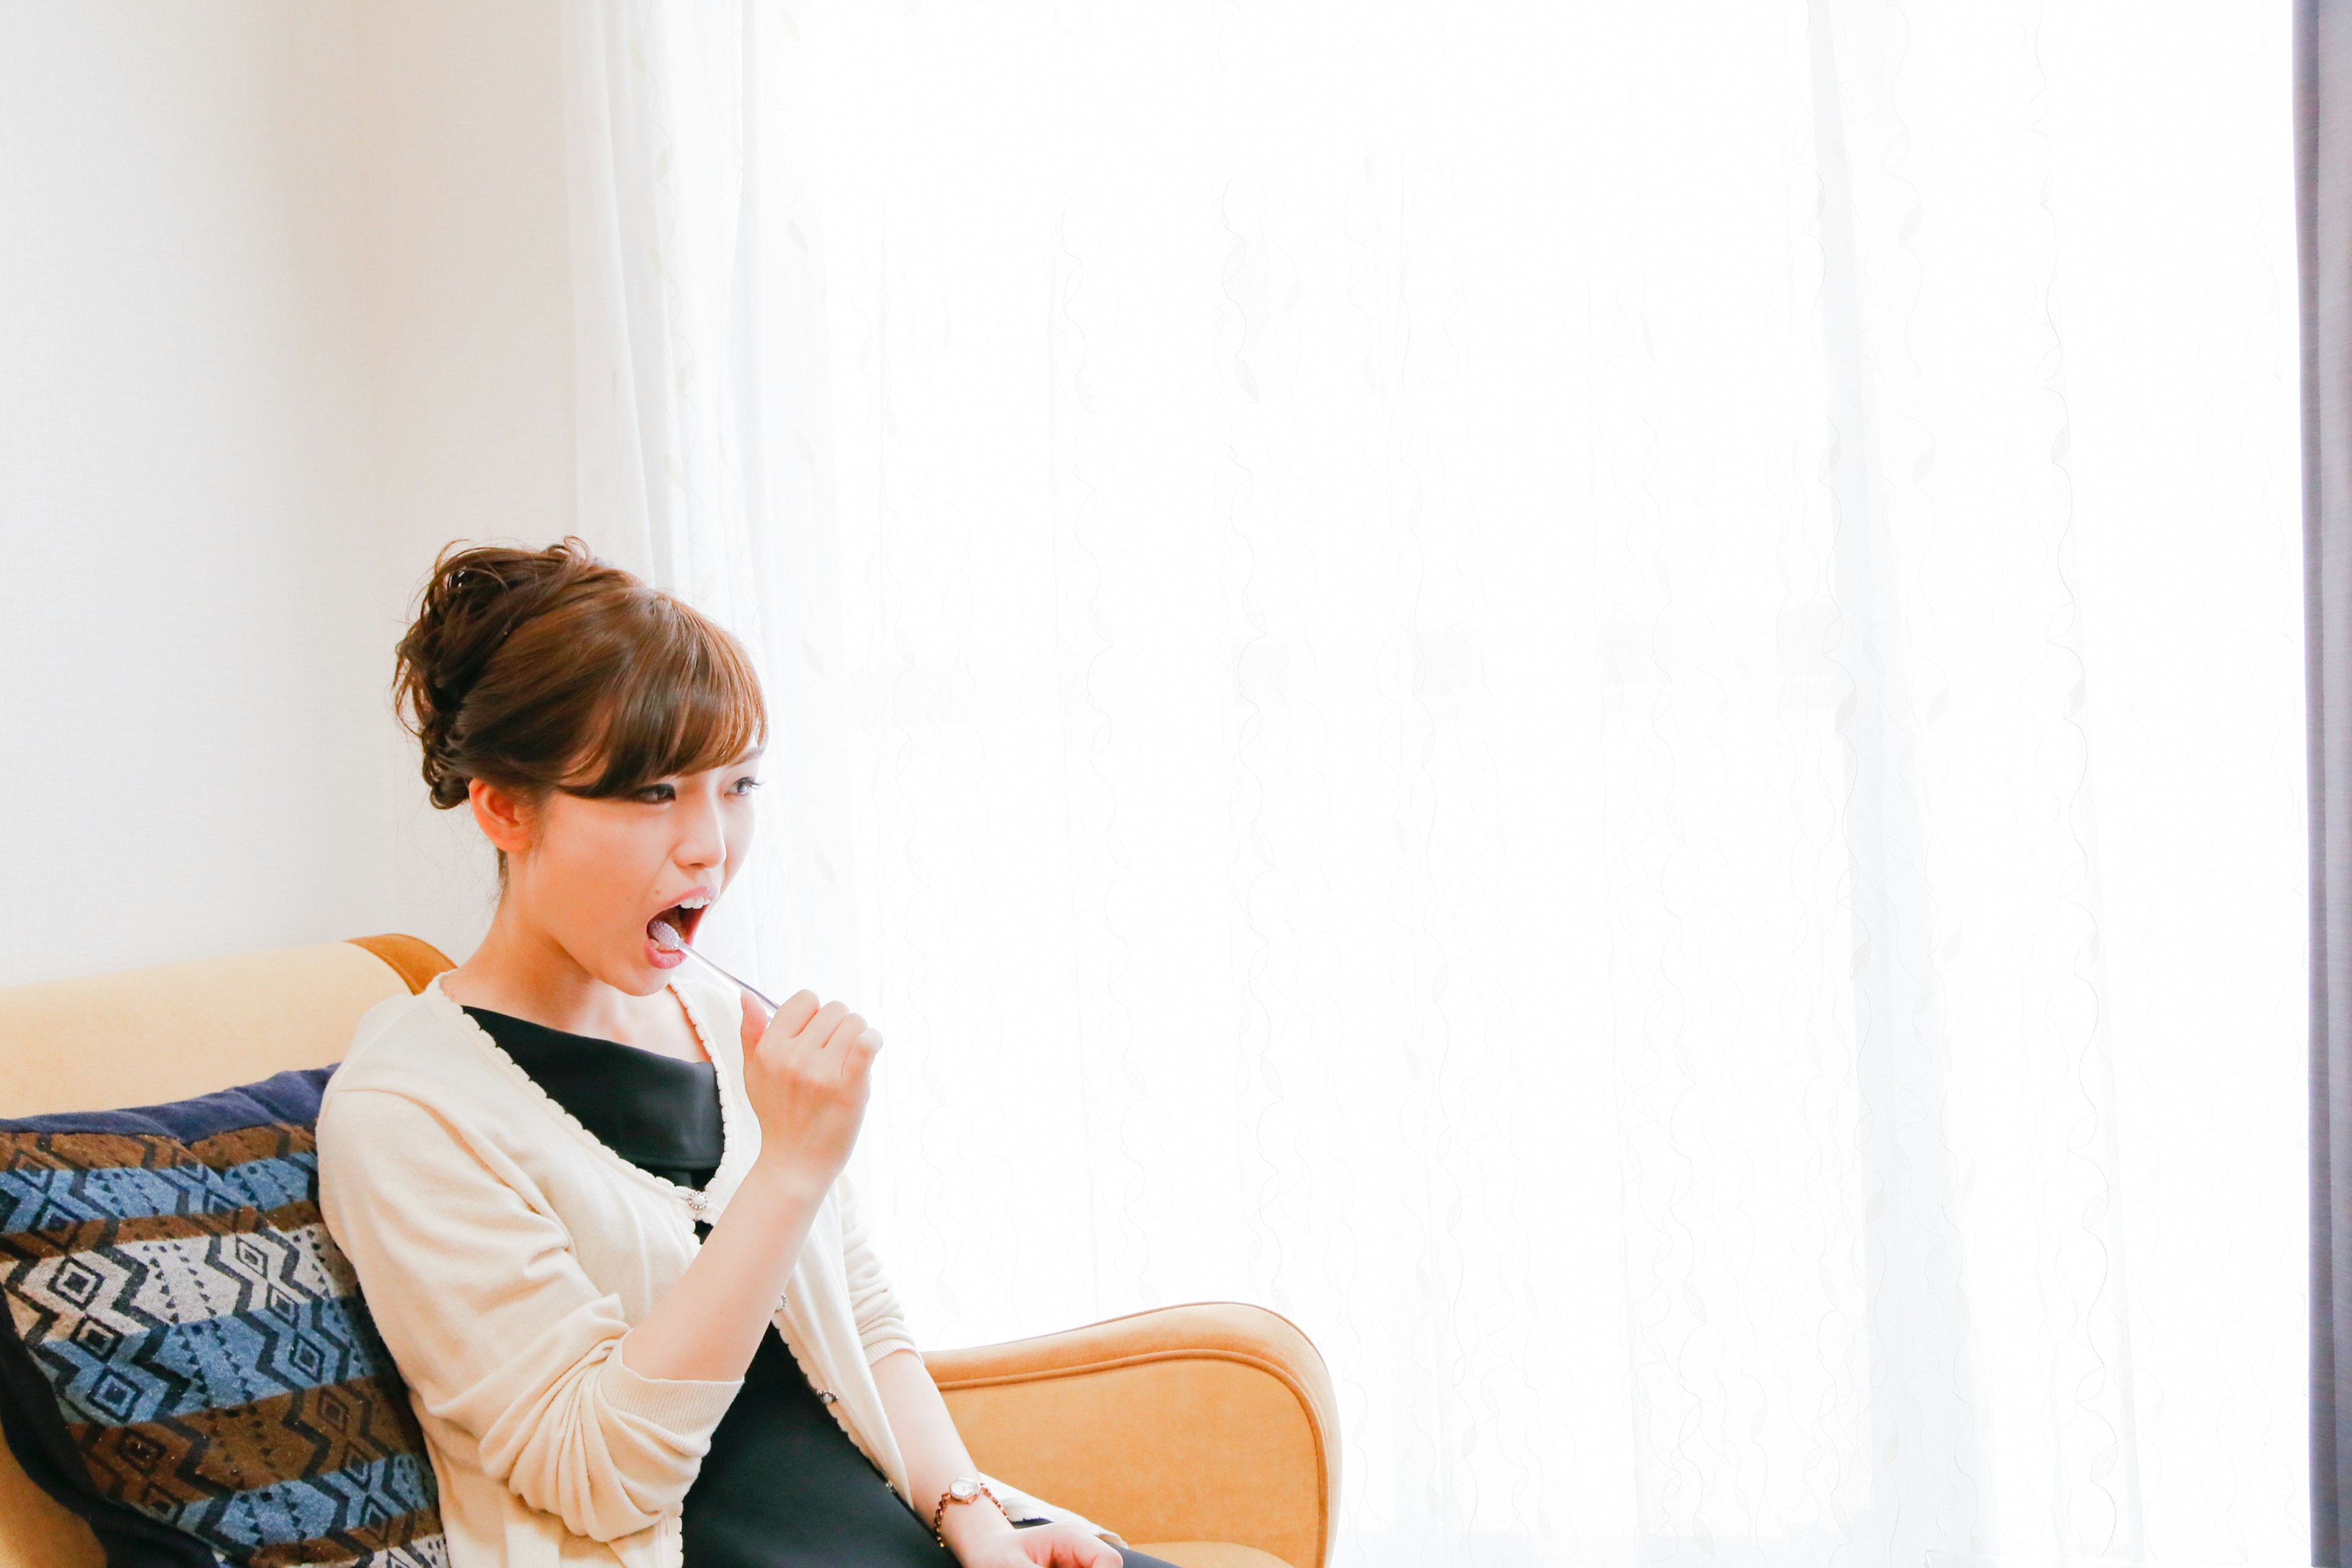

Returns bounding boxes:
[563,3,2309,1564]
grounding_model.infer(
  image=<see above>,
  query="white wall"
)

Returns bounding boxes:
[0,1,570,985]
[355,0,575,962]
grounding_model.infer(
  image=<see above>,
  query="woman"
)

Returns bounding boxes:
[316,539,1178,1568]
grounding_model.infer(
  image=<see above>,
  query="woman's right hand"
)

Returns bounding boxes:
[617,992,879,1387]
[737,989,881,1189]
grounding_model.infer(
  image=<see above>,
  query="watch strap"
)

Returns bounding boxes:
[929,1477,1009,1547]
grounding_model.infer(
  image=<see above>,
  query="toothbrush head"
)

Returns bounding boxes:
[649,919,684,952]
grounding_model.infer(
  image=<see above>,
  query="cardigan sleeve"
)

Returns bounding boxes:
[834,1170,916,1365]
[315,1085,744,1544]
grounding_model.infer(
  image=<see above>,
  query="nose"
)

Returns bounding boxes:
[676,788,728,875]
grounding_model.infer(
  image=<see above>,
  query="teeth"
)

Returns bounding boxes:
[677,895,712,910]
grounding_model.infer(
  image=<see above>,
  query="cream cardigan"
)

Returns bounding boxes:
[315,972,1107,1568]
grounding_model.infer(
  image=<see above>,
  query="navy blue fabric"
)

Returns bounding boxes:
[0,1067,337,1140]
[0,1067,447,1567]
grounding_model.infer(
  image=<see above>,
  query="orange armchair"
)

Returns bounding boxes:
[0,937,1337,1568]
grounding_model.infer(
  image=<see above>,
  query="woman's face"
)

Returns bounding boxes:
[499,749,764,994]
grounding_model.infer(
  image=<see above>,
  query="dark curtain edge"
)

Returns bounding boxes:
[2309,0,2340,1560]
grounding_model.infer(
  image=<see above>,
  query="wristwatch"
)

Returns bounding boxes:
[929,1477,1008,1545]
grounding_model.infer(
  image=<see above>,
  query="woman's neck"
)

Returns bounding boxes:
[438,900,705,1061]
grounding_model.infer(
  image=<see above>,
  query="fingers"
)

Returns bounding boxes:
[799,1001,854,1051]
[821,1011,873,1055]
[736,989,772,1050]
[822,1007,860,1050]
[758,993,883,1082]
[842,1025,883,1085]
[1053,1536,1121,1568]
[767,989,821,1041]
[1015,1524,1117,1568]
[818,1015,881,1090]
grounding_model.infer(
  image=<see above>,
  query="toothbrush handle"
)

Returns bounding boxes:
[681,944,780,1014]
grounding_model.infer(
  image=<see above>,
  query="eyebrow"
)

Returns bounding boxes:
[733,747,767,764]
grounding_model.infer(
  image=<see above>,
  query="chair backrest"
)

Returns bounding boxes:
[0,933,455,1568]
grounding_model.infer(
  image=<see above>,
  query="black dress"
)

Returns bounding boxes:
[463,1008,1174,1568]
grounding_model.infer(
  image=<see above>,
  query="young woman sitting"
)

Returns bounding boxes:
[316,538,1183,1568]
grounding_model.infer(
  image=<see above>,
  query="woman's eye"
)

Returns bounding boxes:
[636,783,677,804]
[731,776,764,796]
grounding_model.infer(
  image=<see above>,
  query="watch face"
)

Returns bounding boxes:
[951,1479,982,1500]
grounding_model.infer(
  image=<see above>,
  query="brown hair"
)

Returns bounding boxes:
[392,537,766,816]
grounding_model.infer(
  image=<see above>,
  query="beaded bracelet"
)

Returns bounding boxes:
[930,1478,1009,1547]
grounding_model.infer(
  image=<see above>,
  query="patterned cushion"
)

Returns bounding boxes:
[0,1068,447,1567]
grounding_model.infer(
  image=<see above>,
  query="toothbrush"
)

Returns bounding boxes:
[650,919,780,1012]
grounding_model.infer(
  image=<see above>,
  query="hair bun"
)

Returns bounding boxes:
[389,536,764,831]
[392,537,605,808]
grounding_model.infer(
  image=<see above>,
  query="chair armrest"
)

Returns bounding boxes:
[924,1302,1338,1568]
[0,1457,102,1568]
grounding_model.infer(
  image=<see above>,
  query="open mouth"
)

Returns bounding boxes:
[646,894,713,952]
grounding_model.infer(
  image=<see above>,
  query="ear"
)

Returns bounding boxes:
[468,778,536,857]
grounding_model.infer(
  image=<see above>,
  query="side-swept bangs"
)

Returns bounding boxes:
[402,536,768,810]
[556,595,767,799]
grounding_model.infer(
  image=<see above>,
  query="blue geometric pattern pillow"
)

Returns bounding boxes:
[0,1067,447,1567]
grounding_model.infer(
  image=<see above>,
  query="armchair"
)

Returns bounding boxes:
[0,937,1336,1568]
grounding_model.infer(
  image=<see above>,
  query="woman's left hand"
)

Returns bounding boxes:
[956,1519,1123,1568]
